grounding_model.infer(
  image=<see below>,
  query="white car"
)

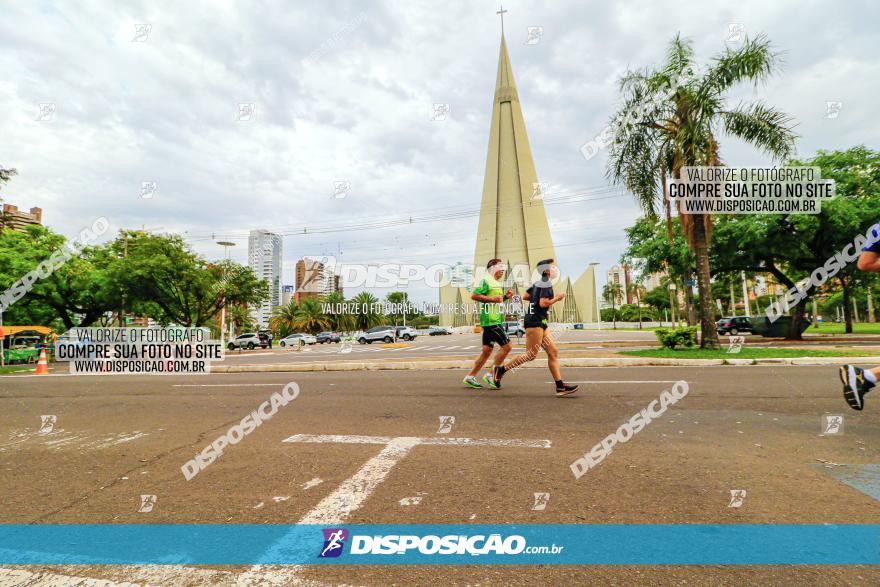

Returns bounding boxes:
[279,333,317,347]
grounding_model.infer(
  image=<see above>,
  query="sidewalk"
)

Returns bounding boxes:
[212,353,880,373]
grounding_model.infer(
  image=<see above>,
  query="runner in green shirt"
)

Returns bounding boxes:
[463,258,513,389]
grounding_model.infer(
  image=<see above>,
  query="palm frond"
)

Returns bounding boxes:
[721,102,798,161]
[661,33,695,80]
[700,34,780,96]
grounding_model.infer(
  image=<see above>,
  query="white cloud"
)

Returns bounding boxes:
[1,0,877,302]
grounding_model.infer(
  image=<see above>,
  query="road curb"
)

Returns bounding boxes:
[209,355,880,373]
[212,357,728,373]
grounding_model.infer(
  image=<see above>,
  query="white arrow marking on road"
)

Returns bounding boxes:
[237,433,552,584]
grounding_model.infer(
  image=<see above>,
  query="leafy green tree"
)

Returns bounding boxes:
[607,33,797,348]
[644,285,671,315]
[710,147,880,336]
[385,291,419,325]
[117,231,268,327]
[227,304,257,334]
[627,282,647,327]
[0,225,121,328]
[0,167,17,229]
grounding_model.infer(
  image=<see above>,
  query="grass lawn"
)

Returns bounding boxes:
[621,347,879,359]
[806,323,880,335]
[0,365,36,374]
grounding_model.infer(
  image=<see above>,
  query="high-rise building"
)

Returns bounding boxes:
[606,265,632,306]
[248,229,282,328]
[642,271,665,293]
[281,285,295,306]
[444,262,474,290]
[295,257,341,301]
[2,204,42,231]
[438,33,596,326]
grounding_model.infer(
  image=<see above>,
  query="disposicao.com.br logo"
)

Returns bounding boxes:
[319,528,563,558]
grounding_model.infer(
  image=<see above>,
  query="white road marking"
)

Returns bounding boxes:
[300,437,421,523]
[93,432,148,448]
[543,380,678,384]
[399,493,426,506]
[172,383,281,387]
[239,433,553,584]
[0,567,152,586]
[301,478,323,490]
[283,434,552,448]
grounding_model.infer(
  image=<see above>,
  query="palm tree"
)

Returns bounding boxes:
[270,300,299,338]
[293,298,331,333]
[607,34,797,348]
[350,291,381,331]
[603,282,623,329]
[227,304,256,335]
[628,282,647,328]
[322,291,355,333]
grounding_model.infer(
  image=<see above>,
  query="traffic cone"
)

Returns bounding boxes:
[35,348,49,375]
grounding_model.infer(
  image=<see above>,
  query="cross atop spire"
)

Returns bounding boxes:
[496,4,507,36]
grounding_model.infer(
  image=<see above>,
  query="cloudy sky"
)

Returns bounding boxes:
[2,0,878,304]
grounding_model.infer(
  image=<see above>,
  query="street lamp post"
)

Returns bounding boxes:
[217,241,236,350]
[589,262,601,331]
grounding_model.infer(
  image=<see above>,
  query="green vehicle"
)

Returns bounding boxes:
[1,326,53,364]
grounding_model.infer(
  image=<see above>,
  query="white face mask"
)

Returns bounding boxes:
[489,263,506,276]
[538,264,558,281]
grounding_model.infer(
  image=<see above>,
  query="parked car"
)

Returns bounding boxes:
[716,316,754,335]
[279,333,317,347]
[395,326,418,341]
[316,331,341,344]
[503,321,525,337]
[428,326,453,336]
[227,333,267,350]
[357,326,395,344]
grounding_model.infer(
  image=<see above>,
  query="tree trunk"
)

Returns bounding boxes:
[868,288,875,323]
[788,297,808,340]
[636,290,642,329]
[729,279,736,317]
[661,176,677,328]
[691,214,719,349]
[852,297,860,324]
[682,270,697,326]
[841,279,853,334]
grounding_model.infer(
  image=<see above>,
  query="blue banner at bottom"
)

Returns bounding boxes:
[0,524,877,565]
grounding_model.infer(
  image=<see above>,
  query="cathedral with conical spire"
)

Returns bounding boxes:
[439,24,598,328]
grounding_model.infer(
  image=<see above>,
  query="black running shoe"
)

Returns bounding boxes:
[493,365,505,386]
[555,383,579,397]
[839,364,874,411]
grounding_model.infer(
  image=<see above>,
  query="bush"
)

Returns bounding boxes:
[653,326,698,349]
[600,308,622,322]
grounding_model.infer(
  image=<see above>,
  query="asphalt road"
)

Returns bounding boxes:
[1,365,879,585]
[220,331,620,365]
[214,330,880,366]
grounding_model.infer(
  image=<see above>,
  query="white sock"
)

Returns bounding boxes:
[864,370,877,384]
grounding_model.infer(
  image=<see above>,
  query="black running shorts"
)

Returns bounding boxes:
[481,324,510,348]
